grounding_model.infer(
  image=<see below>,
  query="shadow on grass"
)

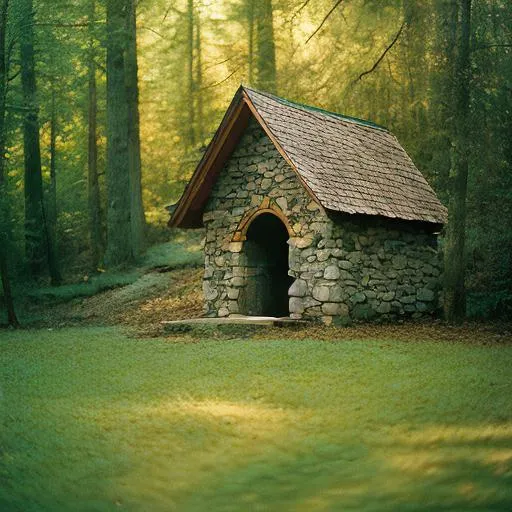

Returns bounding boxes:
[155,418,512,511]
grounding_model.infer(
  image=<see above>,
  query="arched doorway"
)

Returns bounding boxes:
[239,213,292,317]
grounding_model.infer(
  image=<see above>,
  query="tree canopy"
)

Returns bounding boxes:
[0,0,511,324]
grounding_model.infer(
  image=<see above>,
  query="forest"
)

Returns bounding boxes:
[0,0,511,325]
[1,2,512,510]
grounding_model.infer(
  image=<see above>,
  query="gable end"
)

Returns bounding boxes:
[169,87,321,228]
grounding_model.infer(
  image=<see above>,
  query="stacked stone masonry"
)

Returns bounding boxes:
[202,119,442,324]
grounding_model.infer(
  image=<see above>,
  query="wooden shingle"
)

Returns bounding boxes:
[169,86,447,228]
[245,87,447,225]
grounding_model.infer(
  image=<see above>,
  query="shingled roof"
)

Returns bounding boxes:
[169,86,447,228]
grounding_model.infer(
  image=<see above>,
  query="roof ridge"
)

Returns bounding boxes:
[242,85,389,132]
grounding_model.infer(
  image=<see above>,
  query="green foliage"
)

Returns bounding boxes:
[13,235,202,307]
[142,229,203,268]
[24,271,142,303]
[467,290,512,320]
[0,328,511,510]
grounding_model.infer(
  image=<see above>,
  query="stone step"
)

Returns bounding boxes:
[161,316,308,335]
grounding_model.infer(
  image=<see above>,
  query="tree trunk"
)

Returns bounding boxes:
[0,250,19,327]
[0,0,19,327]
[126,0,146,259]
[246,0,254,84]
[0,0,7,172]
[433,0,459,200]
[105,0,133,266]
[186,0,195,147]
[20,0,45,276]
[195,5,204,143]
[443,0,472,323]
[47,86,62,285]
[255,0,276,92]
[88,0,103,270]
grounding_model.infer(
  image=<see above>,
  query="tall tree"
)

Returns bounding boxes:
[194,3,204,143]
[20,0,45,276]
[255,0,276,92]
[0,0,8,189]
[46,84,62,285]
[246,0,255,84]
[0,0,19,327]
[430,0,459,201]
[443,0,472,323]
[105,0,133,266]
[0,247,18,327]
[186,0,195,147]
[126,0,146,258]
[87,0,103,270]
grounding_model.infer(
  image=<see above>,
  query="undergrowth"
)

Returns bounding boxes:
[17,230,203,307]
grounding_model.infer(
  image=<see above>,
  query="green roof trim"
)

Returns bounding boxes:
[244,86,388,132]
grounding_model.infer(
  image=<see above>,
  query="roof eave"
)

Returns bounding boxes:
[168,86,247,229]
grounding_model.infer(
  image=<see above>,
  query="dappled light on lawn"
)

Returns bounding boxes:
[390,423,512,445]
[172,399,289,425]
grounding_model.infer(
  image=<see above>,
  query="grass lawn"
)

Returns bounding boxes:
[0,328,511,511]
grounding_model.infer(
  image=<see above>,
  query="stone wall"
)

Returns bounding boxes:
[202,118,442,323]
[288,213,442,325]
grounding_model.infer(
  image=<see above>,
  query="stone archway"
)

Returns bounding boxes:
[238,212,292,317]
[231,197,293,243]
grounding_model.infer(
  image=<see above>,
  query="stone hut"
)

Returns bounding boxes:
[168,86,448,324]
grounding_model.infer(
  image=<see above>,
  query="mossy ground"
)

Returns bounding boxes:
[1,327,511,511]
[11,234,204,328]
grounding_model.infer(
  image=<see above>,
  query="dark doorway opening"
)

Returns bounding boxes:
[239,213,292,317]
